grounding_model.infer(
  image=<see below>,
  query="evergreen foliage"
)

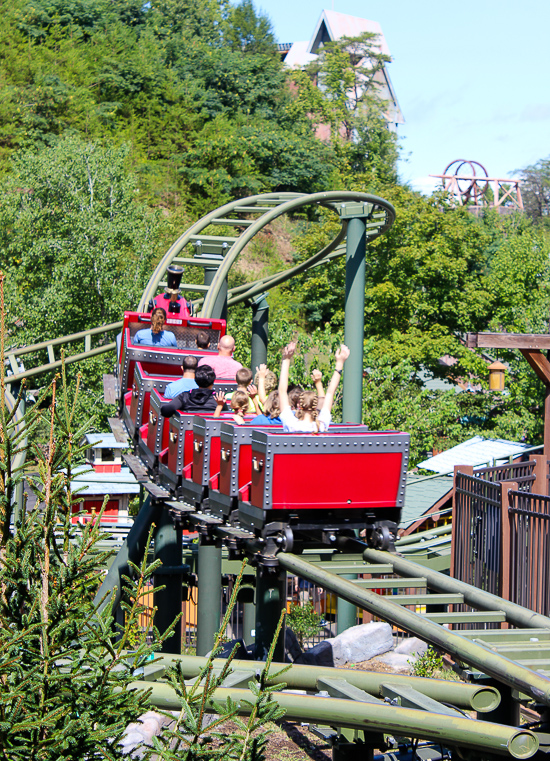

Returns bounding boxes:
[144,563,289,760]
[0,289,164,758]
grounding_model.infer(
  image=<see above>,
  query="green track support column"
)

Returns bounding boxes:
[94,496,160,613]
[153,508,182,653]
[337,574,358,635]
[196,538,222,656]
[202,253,227,321]
[243,601,256,647]
[340,206,371,424]
[255,566,286,662]
[250,294,269,372]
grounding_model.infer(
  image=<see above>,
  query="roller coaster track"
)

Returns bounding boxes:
[4,191,393,388]
[128,539,550,758]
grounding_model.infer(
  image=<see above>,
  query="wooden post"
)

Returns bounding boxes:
[545,385,550,462]
[499,481,518,625]
[450,464,474,580]
[531,454,548,496]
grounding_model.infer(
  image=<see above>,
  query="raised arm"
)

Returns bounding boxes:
[213,391,226,418]
[247,384,262,415]
[278,341,297,411]
[311,368,325,408]
[321,345,350,415]
[256,364,268,405]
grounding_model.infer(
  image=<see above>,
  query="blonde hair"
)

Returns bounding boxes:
[151,307,166,334]
[230,390,249,415]
[296,390,319,424]
[254,368,278,394]
[288,386,304,410]
[264,391,281,419]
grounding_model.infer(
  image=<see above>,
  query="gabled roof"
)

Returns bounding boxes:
[401,474,453,529]
[307,10,391,56]
[417,436,531,475]
[83,433,129,449]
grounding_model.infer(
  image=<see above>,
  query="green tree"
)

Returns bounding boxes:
[0,135,159,342]
[0,356,161,757]
[225,0,277,56]
[516,157,550,226]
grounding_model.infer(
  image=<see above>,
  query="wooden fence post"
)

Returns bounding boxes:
[499,481,517,627]
[451,465,474,579]
[530,454,548,496]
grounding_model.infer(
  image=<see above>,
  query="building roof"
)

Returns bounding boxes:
[417,436,531,475]
[280,10,403,126]
[66,466,140,495]
[308,10,390,56]
[84,433,129,449]
[401,474,453,529]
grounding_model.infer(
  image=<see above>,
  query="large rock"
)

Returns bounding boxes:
[331,622,393,666]
[394,637,428,657]
[375,651,413,672]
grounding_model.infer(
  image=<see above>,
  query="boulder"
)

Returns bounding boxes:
[375,652,413,671]
[394,637,428,657]
[331,622,393,666]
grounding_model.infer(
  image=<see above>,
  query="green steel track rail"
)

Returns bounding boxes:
[138,191,395,316]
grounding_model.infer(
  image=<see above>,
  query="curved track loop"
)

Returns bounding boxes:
[138,191,395,317]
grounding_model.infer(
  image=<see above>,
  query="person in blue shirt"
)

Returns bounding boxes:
[250,391,282,426]
[164,356,199,399]
[134,307,178,348]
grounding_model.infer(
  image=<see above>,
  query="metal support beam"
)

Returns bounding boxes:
[277,552,550,708]
[202,254,227,321]
[153,509,182,653]
[196,539,222,656]
[255,566,286,662]
[243,601,256,647]
[94,496,160,613]
[139,682,538,758]
[152,653,501,712]
[250,294,269,372]
[337,573,357,634]
[342,215,367,423]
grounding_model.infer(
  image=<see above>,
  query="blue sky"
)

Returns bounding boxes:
[260,0,550,193]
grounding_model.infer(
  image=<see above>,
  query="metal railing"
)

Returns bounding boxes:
[453,472,503,596]
[505,490,550,616]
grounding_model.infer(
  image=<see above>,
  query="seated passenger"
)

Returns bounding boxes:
[195,330,211,351]
[225,368,256,412]
[160,365,226,416]
[278,342,350,433]
[197,335,242,379]
[250,391,282,426]
[163,355,198,399]
[134,307,177,348]
[255,364,278,407]
[213,389,252,425]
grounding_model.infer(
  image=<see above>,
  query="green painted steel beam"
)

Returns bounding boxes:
[6,321,122,359]
[135,682,537,758]
[7,342,117,385]
[352,577,427,589]
[389,593,464,606]
[361,546,550,631]
[209,218,254,226]
[318,676,384,703]
[148,654,501,712]
[396,524,453,547]
[460,629,550,642]
[277,552,550,707]
[379,683,465,717]
[422,611,507,624]
[200,191,394,318]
